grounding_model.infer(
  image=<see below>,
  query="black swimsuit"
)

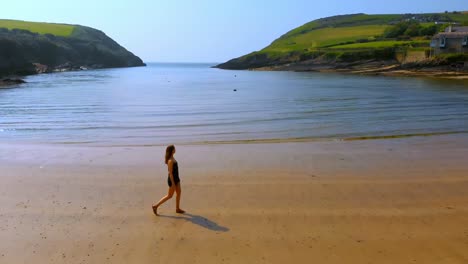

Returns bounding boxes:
[167,161,180,187]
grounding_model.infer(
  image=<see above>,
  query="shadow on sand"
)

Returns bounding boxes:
[158,213,229,232]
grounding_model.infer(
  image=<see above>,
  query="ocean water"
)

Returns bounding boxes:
[1,63,468,146]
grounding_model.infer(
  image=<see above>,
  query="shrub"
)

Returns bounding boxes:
[324,52,343,60]
[404,24,420,37]
[384,21,442,38]
[300,51,324,60]
[384,22,411,38]
[437,53,468,63]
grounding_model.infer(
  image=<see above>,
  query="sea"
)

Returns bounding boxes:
[1,62,468,146]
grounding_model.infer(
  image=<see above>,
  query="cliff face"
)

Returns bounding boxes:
[0,23,145,76]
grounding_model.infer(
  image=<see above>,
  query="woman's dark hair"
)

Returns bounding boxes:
[165,145,175,164]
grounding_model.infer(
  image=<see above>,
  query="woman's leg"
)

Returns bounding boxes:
[153,186,175,215]
[175,183,185,213]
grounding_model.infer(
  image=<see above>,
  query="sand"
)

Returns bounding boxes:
[1,135,468,263]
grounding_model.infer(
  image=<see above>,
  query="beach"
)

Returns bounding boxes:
[1,135,468,263]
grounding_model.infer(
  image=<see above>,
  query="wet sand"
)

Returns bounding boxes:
[1,135,468,263]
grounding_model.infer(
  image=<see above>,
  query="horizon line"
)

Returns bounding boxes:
[144,61,220,64]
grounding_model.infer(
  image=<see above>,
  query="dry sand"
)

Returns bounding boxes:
[1,135,468,263]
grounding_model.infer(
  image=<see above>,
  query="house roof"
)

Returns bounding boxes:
[452,26,468,33]
[433,32,468,39]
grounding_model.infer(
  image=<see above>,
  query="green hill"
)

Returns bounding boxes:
[0,19,145,77]
[0,19,76,37]
[216,12,468,69]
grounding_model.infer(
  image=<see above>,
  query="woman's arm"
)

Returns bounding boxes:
[168,159,175,187]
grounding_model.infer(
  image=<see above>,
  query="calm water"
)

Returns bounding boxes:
[1,63,468,146]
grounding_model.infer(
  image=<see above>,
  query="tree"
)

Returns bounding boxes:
[419,25,439,36]
[384,22,409,38]
[384,21,423,38]
[405,24,420,37]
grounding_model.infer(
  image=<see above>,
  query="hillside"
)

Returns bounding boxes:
[0,19,76,36]
[216,12,468,70]
[0,19,145,77]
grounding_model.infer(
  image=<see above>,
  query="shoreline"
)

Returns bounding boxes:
[213,58,468,80]
[2,133,468,172]
[2,130,467,148]
[0,64,147,86]
[252,62,468,80]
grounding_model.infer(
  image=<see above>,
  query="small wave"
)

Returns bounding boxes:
[183,131,468,145]
[343,131,468,141]
[37,130,468,147]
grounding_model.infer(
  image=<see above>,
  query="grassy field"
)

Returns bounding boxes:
[330,40,430,49]
[446,13,468,24]
[264,25,389,52]
[0,19,75,37]
[318,14,402,27]
[258,12,468,55]
[280,14,402,40]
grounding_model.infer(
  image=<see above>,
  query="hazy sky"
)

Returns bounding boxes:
[1,0,467,62]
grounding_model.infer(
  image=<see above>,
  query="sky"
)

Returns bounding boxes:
[0,0,467,63]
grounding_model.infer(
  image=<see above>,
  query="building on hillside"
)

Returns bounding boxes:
[434,21,461,26]
[430,26,468,56]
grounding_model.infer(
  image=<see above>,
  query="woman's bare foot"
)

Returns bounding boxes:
[176,208,185,214]
[152,205,159,216]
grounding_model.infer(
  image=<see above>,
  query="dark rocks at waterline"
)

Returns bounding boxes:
[0,78,26,86]
[33,62,110,74]
[51,62,95,73]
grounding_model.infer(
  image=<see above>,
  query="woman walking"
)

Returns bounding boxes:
[152,145,185,216]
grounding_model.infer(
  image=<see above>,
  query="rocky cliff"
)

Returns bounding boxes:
[0,20,145,77]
